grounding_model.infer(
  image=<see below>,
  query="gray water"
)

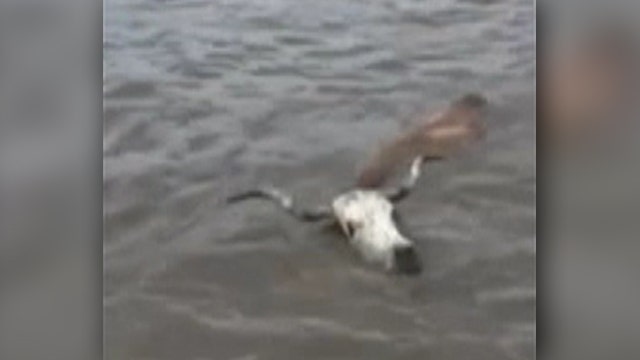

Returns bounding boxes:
[104,0,535,359]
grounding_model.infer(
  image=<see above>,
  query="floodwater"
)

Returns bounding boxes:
[104,0,535,359]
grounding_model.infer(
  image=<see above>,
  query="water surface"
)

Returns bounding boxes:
[104,0,535,358]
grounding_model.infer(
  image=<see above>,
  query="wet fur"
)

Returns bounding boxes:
[357,93,487,188]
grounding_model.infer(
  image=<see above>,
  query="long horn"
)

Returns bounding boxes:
[227,186,333,222]
[385,156,424,203]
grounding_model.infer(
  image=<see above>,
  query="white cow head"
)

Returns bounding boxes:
[332,190,421,274]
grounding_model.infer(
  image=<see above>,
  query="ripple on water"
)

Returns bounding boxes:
[104,0,535,358]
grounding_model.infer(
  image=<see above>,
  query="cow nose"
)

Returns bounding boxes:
[392,245,422,275]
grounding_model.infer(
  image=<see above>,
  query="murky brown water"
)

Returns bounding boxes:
[104,0,535,359]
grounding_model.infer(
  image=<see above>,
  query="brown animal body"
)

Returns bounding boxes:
[357,93,488,188]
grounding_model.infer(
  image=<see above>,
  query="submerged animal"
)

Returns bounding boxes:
[227,93,487,275]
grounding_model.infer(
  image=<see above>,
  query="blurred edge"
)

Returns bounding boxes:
[0,0,101,359]
[543,1,640,360]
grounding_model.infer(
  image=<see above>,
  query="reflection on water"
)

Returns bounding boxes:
[104,0,535,358]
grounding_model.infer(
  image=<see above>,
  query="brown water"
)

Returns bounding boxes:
[104,0,535,359]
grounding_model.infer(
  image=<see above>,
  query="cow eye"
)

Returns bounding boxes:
[345,221,361,237]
